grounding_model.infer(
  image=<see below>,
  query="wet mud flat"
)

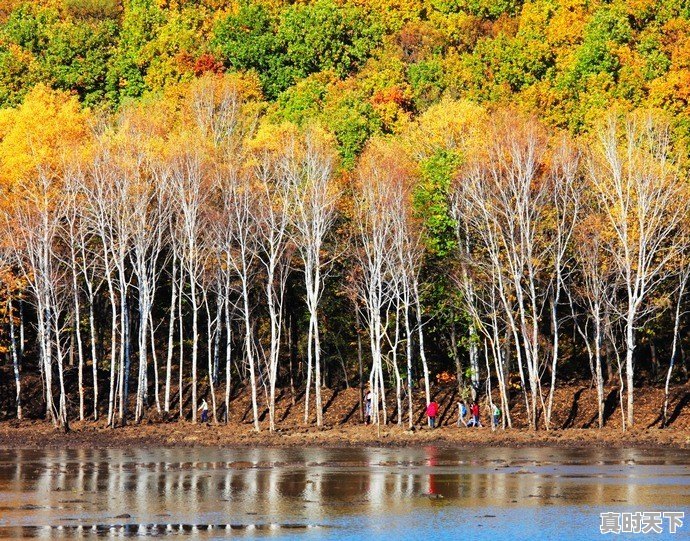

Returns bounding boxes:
[0,447,688,539]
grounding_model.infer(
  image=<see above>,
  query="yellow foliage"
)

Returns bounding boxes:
[648,70,690,114]
[0,84,89,189]
[545,0,588,50]
[399,97,486,160]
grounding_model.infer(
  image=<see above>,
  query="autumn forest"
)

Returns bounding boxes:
[1,0,690,433]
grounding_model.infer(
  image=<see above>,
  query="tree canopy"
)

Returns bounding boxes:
[1,0,690,157]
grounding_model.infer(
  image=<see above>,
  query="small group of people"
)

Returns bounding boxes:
[457,400,501,428]
[457,400,480,427]
[425,399,501,429]
[363,383,502,429]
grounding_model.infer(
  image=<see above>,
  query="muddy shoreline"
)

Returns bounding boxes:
[0,420,688,450]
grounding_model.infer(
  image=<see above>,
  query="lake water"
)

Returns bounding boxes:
[0,447,687,540]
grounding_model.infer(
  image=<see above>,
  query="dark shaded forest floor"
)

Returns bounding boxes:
[0,379,688,449]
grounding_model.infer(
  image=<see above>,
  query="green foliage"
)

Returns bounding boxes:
[106,0,165,101]
[324,90,382,168]
[561,5,633,92]
[212,2,282,96]
[408,56,445,111]
[277,0,383,81]
[414,149,460,258]
[637,30,671,81]
[275,73,331,125]
[463,32,554,99]
[214,0,383,99]
[40,19,118,105]
[0,4,116,106]
[3,4,56,54]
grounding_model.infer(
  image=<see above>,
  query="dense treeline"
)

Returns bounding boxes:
[1,0,690,431]
[3,0,690,161]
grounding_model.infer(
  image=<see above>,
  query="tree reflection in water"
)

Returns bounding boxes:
[0,447,687,538]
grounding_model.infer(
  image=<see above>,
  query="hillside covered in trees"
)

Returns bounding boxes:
[1,0,690,433]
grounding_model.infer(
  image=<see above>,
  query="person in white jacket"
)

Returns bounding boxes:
[198,399,209,423]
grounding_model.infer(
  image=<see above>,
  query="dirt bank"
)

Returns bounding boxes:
[1,382,688,449]
[0,420,688,450]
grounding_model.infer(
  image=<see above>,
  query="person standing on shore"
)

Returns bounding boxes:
[426,399,439,429]
[365,387,373,425]
[491,403,501,429]
[198,399,209,423]
[470,401,480,427]
[458,400,468,427]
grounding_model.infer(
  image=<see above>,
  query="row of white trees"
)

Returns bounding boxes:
[0,79,350,431]
[0,80,688,431]
[450,111,689,429]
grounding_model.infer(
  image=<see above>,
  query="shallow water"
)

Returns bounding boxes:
[0,447,687,539]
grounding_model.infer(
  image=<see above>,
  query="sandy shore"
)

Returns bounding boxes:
[0,420,688,450]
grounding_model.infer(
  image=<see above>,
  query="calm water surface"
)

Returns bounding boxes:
[0,447,687,540]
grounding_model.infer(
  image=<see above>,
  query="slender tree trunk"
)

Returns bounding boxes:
[664,270,689,426]
[224,287,232,424]
[651,342,659,380]
[106,278,117,427]
[313,310,323,427]
[178,273,184,421]
[38,299,57,426]
[149,312,161,413]
[266,269,279,432]
[288,314,296,406]
[545,292,559,430]
[450,323,462,396]
[242,277,260,431]
[190,275,198,424]
[135,284,149,422]
[118,289,131,426]
[8,299,22,420]
[71,264,85,421]
[356,309,364,423]
[404,302,413,429]
[489,314,511,429]
[165,255,178,413]
[392,308,402,426]
[212,292,222,385]
[54,314,69,430]
[413,280,430,405]
[87,289,98,421]
[304,313,314,425]
[595,313,604,429]
[205,293,218,424]
[19,298,25,362]
[484,340,495,431]
[625,311,635,428]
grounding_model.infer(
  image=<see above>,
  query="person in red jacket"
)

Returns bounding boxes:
[469,401,481,427]
[426,400,439,429]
